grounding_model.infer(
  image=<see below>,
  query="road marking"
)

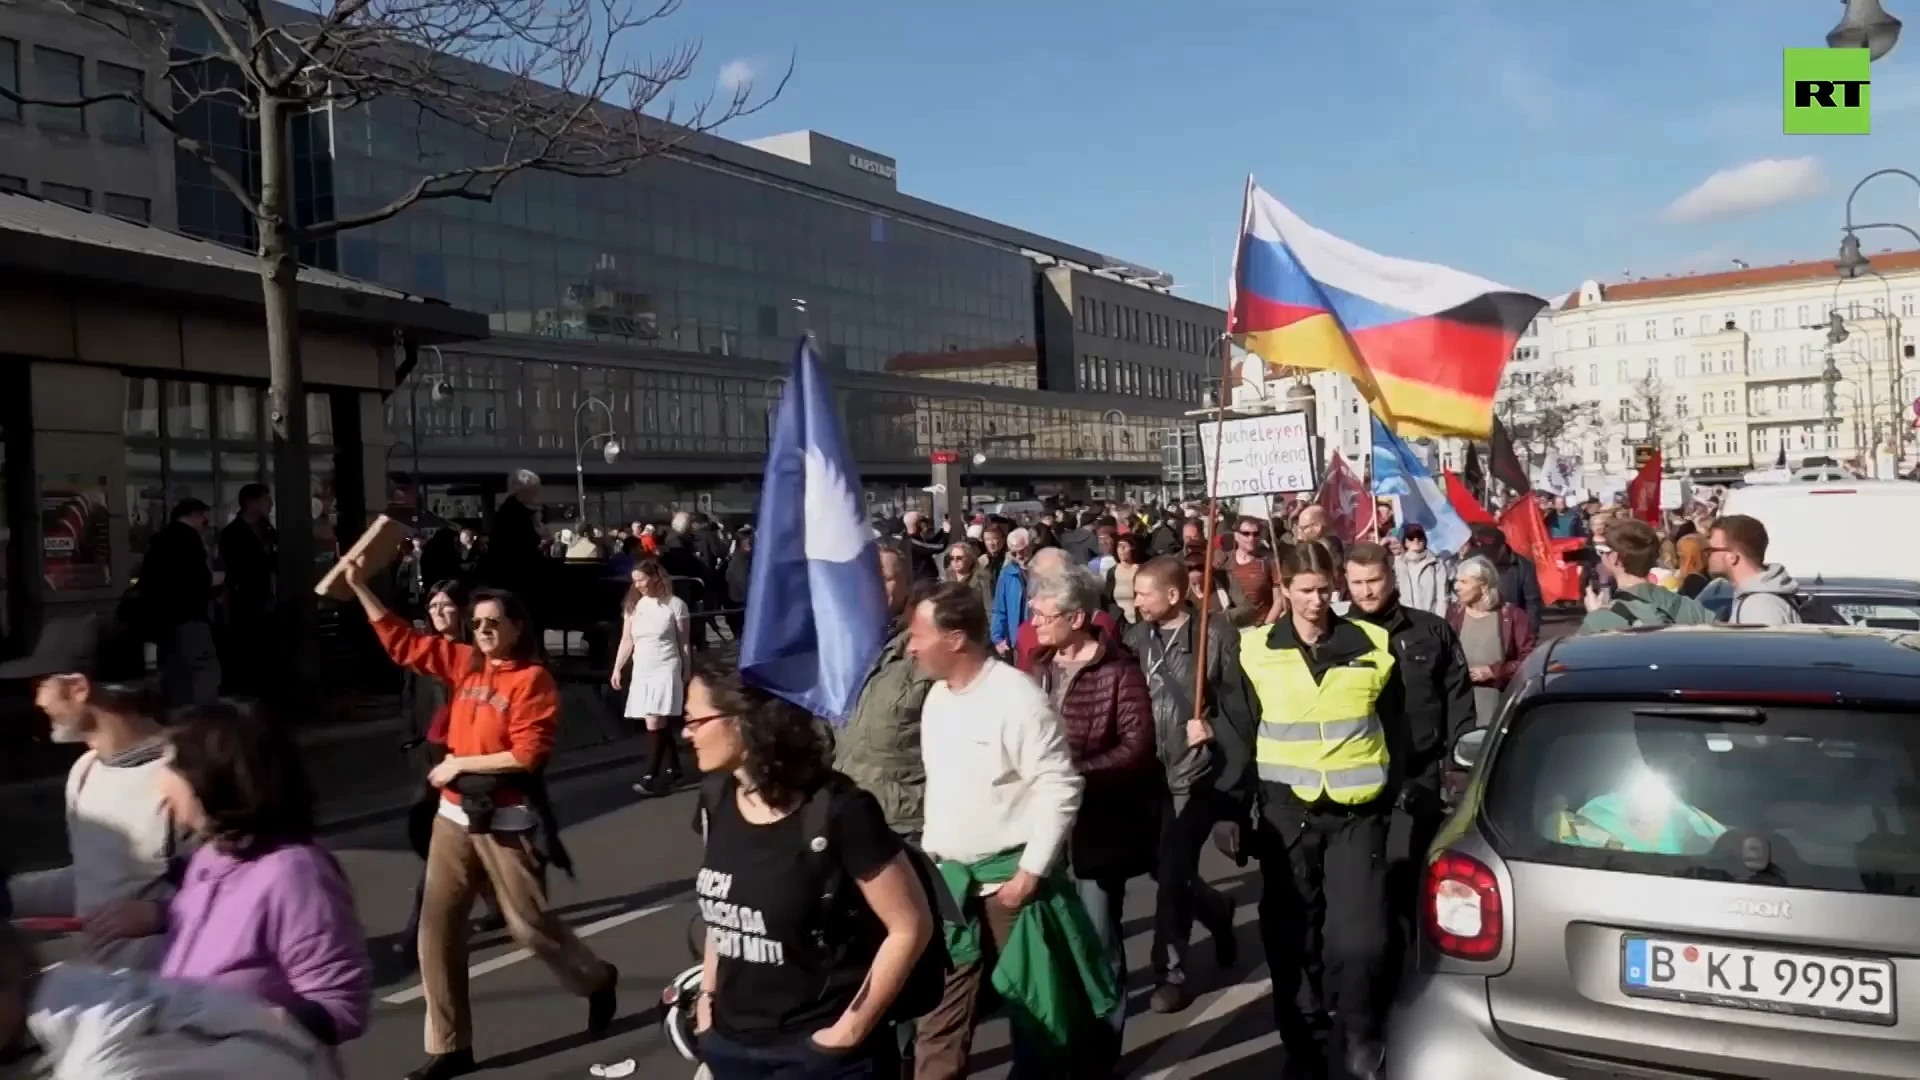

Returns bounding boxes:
[382,896,684,1005]
[1165,1031,1283,1077]
[1134,968,1273,1080]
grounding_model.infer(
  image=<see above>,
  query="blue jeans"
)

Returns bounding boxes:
[703,1029,897,1080]
[1074,875,1130,1037]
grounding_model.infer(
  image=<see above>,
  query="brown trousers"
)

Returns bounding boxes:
[912,897,1019,1080]
[419,815,613,1054]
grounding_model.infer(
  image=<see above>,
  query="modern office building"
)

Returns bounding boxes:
[208,105,1222,522]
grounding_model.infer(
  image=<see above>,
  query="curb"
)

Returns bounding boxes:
[314,742,651,837]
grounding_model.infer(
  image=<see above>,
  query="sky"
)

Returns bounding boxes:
[655,0,1920,308]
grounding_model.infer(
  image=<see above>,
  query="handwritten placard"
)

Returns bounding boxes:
[1196,411,1317,496]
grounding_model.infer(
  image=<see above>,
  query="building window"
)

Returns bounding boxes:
[1700,314,1713,333]
[1826,426,1840,449]
[1800,384,1815,410]
[1773,346,1786,369]
[41,183,90,210]
[1799,344,1813,367]
[1748,309,1761,330]
[1672,355,1685,379]
[1755,428,1769,453]
[102,192,149,223]
[1903,294,1915,317]
[32,47,84,132]
[1617,399,1632,423]
[1644,319,1657,340]
[1698,355,1712,375]
[1586,328,1597,347]
[1705,432,1719,455]
[1676,396,1690,417]
[123,376,336,559]
[1615,324,1628,344]
[1797,304,1809,326]
[0,39,18,123]
[1703,392,1716,415]
[1587,363,1598,386]
[1677,433,1690,457]
[0,175,23,193]
[1645,357,1658,378]
[1777,385,1789,410]
[1616,358,1629,382]
[95,62,143,142]
[1672,317,1685,337]
[1720,350,1735,373]
[1772,307,1784,330]
[1723,389,1736,414]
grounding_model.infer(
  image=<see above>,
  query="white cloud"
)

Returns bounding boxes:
[716,58,755,93]
[1661,158,1828,223]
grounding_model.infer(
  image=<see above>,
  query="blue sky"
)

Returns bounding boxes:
[664,0,1920,306]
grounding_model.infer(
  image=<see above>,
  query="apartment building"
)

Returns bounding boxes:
[0,8,176,228]
[1550,253,1920,482]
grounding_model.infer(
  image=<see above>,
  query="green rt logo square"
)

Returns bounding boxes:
[1785,48,1870,134]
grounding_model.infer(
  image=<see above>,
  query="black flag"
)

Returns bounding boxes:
[1490,419,1532,495]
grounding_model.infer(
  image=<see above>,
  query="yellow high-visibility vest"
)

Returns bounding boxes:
[1239,619,1395,806]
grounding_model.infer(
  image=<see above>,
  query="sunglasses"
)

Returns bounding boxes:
[470,616,506,630]
[1237,530,1261,538]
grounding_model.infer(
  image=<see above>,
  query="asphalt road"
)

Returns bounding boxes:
[332,766,1289,1080]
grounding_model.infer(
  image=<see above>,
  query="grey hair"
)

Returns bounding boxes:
[510,468,541,492]
[1005,527,1033,551]
[671,511,691,532]
[1456,555,1503,608]
[1028,565,1104,617]
[1026,547,1072,578]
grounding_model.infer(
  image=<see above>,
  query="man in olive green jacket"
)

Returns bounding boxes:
[834,547,935,835]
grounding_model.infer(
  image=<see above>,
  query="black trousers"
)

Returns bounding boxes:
[1153,787,1233,984]
[1255,794,1392,1060]
[1386,800,1444,971]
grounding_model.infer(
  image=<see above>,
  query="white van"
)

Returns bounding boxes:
[1719,479,1920,582]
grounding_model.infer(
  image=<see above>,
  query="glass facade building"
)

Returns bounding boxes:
[175,86,1222,511]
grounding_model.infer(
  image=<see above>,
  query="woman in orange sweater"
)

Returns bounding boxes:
[341,554,618,1080]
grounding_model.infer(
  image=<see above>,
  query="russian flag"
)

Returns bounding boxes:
[1230,182,1546,440]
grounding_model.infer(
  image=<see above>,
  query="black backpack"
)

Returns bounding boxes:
[698,774,954,1023]
[1789,592,1850,626]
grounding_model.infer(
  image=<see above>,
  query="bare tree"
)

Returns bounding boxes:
[1494,367,1596,468]
[1,0,786,681]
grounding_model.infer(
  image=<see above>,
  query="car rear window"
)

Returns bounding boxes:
[1481,702,1920,896]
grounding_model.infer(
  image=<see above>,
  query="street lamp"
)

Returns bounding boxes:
[1827,0,1903,59]
[572,394,621,524]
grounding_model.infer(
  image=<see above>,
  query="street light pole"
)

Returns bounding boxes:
[572,394,621,526]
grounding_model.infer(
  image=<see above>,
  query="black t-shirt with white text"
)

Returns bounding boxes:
[696,775,901,1044]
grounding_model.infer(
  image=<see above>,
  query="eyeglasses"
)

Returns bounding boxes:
[1236,530,1261,538]
[470,616,505,630]
[1030,609,1070,623]
[682,710,739,730]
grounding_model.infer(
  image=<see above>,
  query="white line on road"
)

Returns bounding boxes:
[1134,968,1273,1080]
[382,896,684,1005]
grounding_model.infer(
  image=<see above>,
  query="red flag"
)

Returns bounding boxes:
[1442,469,1495,525]
[1317,452,1369,544]
[1628,451,1663,525]
[1498,495,1578,605]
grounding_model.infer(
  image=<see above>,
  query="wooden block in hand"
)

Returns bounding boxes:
[313,514,414,600]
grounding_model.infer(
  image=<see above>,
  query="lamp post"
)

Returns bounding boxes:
[1826,0,1903,58]
[572,394,621,525]
[1822,260,1907,467]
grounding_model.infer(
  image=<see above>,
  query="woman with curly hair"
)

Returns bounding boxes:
[685,653,933,1079]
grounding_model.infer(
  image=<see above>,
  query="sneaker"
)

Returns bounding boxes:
[632,776,663,797]
[1148,982,1192,1014]
[404,1049,476,1080]
[588,964,620,1037]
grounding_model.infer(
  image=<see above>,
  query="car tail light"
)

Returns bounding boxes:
[1425,851,1503,960]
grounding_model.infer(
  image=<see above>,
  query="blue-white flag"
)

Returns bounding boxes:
[738,338,889,723]
[1369,415,1471,554]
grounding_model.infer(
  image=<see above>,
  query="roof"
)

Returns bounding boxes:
[1559,250,1920,310]
[0,192,488,343]
[1525,625,1920,702]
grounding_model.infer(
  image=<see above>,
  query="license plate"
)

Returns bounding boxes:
[1622,936,1896,1025]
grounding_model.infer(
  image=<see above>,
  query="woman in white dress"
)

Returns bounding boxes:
[611,560,690,795]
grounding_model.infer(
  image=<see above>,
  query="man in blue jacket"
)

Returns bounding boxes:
[988,527,1033,658]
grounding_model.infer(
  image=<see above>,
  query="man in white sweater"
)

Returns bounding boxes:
[0,616,184,970]
[906,581,1082,1079]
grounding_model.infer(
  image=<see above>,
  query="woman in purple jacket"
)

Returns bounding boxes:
[154,701,373,1050]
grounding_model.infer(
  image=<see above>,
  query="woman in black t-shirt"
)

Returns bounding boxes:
[685,655,934,1079]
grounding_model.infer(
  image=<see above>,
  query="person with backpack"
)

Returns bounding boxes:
[1577,518,1717,635]
[1707,515,1810,626]
[684,652,936,1079]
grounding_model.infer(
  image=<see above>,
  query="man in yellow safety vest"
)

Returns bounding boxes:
[1236,541,1401,1080]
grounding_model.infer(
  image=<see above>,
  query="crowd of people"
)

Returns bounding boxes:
[0,464,1846,1080]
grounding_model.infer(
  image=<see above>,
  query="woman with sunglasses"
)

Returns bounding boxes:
[684,653,933,1079]
[340,555,618,1080]
[613,559,691,796]
[939,540,993,614]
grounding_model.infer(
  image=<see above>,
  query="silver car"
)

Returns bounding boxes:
[1387,624,1920,1079]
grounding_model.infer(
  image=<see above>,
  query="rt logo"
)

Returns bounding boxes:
[1785,47,1871,134]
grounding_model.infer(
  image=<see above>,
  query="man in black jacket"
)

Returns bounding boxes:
[1124,556,1257,1014]
[217,483,278,698]
[1466,524,1543,636]
[1342,542,1476,957]
[1056,508,1103,566]
[136,499,221,708]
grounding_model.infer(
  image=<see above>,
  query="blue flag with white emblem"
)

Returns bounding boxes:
[738,338,889,724]
[1369,414,1471,554]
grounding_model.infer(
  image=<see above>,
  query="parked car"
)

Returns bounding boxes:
[1389,624,1920,1079]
